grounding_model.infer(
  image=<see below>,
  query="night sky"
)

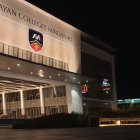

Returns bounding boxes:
[26,0,140,100]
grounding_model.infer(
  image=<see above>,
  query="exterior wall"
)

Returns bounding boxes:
[66,84,83,114]
[0,0,81,73]
[71,85,83,114]
[81,41,117,110]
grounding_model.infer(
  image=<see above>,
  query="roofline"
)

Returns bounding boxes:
[81,32,117,54]
[23,0,117,54]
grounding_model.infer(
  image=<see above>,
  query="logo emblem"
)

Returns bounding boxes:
[29,29,43,51]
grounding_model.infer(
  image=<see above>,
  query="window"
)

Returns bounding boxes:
[5,92,20,102]
[24,89,40,100]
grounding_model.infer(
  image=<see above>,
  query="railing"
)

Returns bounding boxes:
[99,117,140,126]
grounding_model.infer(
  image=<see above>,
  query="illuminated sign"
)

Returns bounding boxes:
[82,83,89,93]
[102,79,110,87]
[102,79,111,92]
[118,99,140,104]
[29,29,43,52]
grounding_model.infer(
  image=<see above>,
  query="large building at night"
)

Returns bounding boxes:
[0,0,117,119]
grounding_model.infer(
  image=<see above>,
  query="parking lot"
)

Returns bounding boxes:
[0,125,140,140]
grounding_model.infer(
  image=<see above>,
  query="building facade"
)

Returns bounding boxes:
[0,0,117,119]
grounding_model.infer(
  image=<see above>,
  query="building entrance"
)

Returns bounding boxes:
[0,73,68,119]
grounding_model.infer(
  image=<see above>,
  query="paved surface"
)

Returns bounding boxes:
[0,126,140,140]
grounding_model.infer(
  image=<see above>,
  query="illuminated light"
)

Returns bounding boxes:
[73,77,75,80]
[39,73,44,77]
[102,78,110,86]
[30,72,33,75]
[39,70,43,73]
[105,91,109,94]
[81,83,89,93]
[17,63,20,67]
[39,75,44,78]
[78,81,80,84]
[49,75,51,78]
[83,103,86,106]
[53,87,57,95]
[58,73,60,76]
[65,79,67,82]
[8,67,11,70]
[102,78,111,92]
[86,80,88,83]
[2,80,13,83]
[131,100,134,103]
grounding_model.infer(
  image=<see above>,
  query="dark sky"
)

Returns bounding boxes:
[26,0,140,100]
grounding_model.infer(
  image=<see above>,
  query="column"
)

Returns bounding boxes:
[20,90,25,116]
[2,92,7,116]
[65,84,73,113]
[39,87,45,115]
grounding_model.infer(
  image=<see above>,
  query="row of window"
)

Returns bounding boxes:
[82,85,113,100]
[2,85,66,103]
[3,105,68,119]
[5,92,20,102]
[83,100,111,115]
[45,105,68,115]
[7,108,21,119]
[26,107,41,118]
[0,42,69,71]
[43,86,66,98]
[83,100,111,108]
[3,90,40,102]
[24,89,40,100]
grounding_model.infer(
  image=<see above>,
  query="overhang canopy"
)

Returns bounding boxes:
[0,54,94,92]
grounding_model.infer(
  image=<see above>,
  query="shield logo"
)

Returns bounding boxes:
[29,29,43,52]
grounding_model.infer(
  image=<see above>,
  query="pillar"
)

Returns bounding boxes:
[2,92,7,116]
[20,90,25,117]
[39,87,45,115]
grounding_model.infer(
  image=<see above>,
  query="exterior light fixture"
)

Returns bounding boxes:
[8,67,11,70]
[17,63,20,67]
